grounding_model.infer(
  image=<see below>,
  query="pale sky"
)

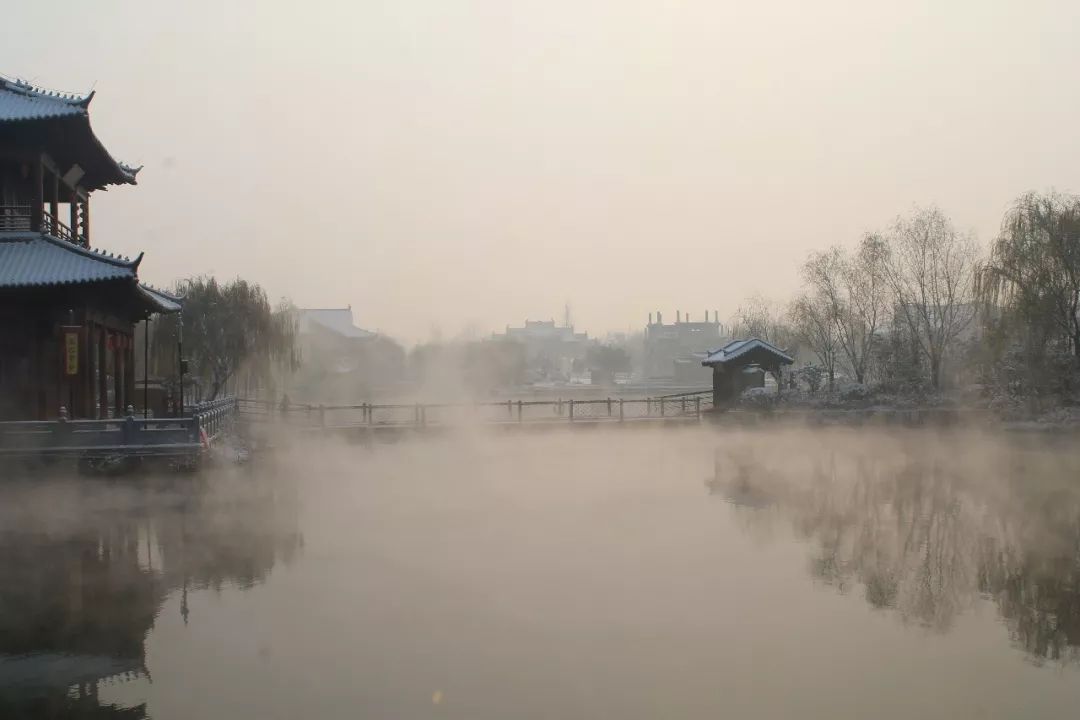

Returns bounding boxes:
[7,0,1080,343]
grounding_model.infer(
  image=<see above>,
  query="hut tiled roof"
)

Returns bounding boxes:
[702,338,794,367]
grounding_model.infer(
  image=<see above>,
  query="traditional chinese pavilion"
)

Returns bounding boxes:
[0,76,179,421]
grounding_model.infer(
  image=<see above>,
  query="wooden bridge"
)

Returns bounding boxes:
[239,391,714,433]
[0,391,713,465]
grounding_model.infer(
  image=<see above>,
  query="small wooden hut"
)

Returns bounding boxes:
[702,338,794,408]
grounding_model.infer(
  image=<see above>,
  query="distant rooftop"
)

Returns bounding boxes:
[496,319,587,342]
[298,307,374,339]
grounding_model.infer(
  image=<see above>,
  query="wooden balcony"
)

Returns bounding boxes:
[0,204,87,245]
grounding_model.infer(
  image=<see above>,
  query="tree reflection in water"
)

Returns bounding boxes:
[0,465,303,719]
[708,430,1080,665]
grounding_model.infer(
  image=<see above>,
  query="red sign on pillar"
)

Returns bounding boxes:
[62,326,81,376]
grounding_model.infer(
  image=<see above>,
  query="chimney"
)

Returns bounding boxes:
[649,312,653,325]
[658,311,663,324]
[676,310,681,324]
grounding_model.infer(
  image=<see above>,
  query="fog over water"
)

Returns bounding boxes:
[2,427,1079,719]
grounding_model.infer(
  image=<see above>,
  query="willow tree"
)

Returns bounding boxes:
[977,192,1080,376]
[151,277,299,400]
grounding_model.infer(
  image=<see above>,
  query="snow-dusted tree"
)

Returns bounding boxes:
[789,292,838,391]
[731,295,776,342]
[731,295,797,351]
[840,235,889,383]
[883,206,979,389]
[801,236,888,385]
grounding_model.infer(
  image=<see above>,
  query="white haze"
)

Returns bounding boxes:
[5,0,1080,342]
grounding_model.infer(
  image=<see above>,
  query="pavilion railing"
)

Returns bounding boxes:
[0,204,32,232]
[0,204,85,245]
[191,397,239,444]
[0,398,238,457]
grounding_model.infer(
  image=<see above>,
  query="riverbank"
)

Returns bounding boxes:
[724,384,1080,433]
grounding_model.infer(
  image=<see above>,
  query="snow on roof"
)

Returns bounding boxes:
[702,338,794,367]
[0,232,141,287]
[298,308,374,339]
[0,76,91,122]
[137,283,182,314]
[0,75,139,188]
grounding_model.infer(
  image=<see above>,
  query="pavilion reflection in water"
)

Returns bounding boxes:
[708,433,1080,665]
[0,471,302,719]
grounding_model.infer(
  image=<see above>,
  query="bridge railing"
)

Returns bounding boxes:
[237,393,712,429]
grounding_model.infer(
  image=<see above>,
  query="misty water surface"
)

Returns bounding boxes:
[2,427,1079,719]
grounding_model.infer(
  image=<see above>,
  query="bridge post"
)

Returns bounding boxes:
[517,400,523,423]
[569,399,574,423]
[607,397,612,417]
[507,399,512,418]
[695,396,701,418]
[660,398,665,417]
[619,398,624,422]
[367,403,373,427]
[681,397,686,414]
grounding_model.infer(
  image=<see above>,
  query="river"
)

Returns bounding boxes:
[2,427,1078,718]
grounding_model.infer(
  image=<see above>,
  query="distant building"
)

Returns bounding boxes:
[298,307,375,342]
[0,76,179,420]
[492,319,589,382]
[291,307,403,400]
[644,310,727,383]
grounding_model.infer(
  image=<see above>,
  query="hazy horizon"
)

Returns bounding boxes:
[7,0,1080,343]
